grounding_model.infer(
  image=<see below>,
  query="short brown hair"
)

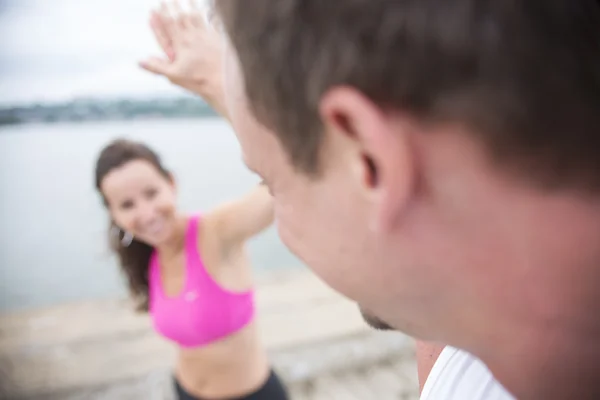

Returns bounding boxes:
[217,0,600,192]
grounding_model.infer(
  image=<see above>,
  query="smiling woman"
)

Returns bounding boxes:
[90,1,291,398]
[94,138,289,400]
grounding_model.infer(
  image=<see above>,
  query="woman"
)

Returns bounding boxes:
[95,141,288,400]
[94,4,289,400]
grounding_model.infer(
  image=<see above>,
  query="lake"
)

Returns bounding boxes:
[0,118,302,312]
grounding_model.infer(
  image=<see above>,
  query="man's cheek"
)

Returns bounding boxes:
[275,220,301,262]
[274,208,310,262]
[274,203,296,242]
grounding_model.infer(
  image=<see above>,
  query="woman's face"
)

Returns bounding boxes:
[100,159,179,247]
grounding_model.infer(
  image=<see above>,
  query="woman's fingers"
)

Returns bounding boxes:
[188,0,205,28]
[158,1,179,48]
[139,56,172,77]
[170,0,193,31]
[150,10,175,61]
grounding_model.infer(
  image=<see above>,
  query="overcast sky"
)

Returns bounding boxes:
[0,0,210,105]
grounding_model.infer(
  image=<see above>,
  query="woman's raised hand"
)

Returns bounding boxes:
[140,0,227,116]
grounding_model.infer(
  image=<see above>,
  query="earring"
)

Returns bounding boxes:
[121,231,134,247]
[111,226,134,247]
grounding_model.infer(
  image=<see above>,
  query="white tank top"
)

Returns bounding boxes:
[420,346,516,400]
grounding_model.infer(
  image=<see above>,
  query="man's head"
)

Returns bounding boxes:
[217,0,600,367]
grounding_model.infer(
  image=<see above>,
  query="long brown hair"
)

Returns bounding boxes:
[95,139,171,312]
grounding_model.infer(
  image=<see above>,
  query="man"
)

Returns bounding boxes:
[142,1,600,398]
[215,1,600,399]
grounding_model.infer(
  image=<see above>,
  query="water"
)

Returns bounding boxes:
[0,118,302,312]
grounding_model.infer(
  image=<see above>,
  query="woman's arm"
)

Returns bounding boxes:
[208,183,274,246]
[141,2,274,245]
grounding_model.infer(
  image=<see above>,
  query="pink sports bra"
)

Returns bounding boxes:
[149,215,255,348]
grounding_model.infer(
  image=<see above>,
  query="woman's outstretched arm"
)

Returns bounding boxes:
[209,183,274,245]
[140,1,274,244]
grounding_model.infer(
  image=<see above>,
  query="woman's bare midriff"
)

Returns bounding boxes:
[174,320,271,399]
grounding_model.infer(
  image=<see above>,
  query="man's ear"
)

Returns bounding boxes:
[319,86,415,232]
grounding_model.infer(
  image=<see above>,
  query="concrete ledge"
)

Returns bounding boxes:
[6,330,415,400]
[274,330,414,383]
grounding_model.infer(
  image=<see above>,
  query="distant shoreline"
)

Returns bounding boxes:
[0,96,219,126]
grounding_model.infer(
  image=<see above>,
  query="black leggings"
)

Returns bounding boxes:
[173,370,289,400]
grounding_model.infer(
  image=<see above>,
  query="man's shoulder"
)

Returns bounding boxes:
[420,346,515,400]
